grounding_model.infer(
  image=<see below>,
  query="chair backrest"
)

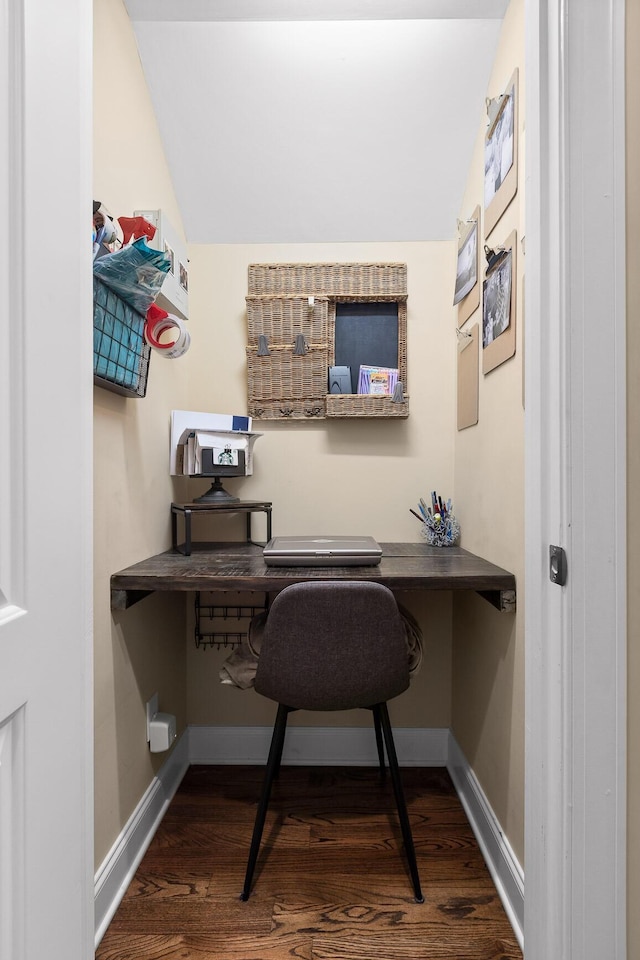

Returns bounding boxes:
[254,581,409,711]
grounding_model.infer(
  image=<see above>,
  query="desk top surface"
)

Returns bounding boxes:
[111,541,516,603]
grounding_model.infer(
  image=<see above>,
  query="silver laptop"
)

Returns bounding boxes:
[263,535,382,567]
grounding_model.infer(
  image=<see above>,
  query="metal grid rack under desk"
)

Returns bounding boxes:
[194,592,268,650]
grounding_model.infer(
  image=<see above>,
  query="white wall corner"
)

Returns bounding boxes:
[446,731,524,949]
[93,731,189,949]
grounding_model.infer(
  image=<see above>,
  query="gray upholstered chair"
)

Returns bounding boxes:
[240,580,424,903]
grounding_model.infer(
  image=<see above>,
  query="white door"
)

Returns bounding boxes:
[525,1,626,957]
[0,2,93,959]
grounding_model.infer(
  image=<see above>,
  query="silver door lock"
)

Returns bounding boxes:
[549,545,567,586]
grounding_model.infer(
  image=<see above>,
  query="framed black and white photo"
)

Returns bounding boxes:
[454,205,481,325]
[484,69,519,236]
[482,230,517,374]
[454,221,477,305]
[483,249,512,346]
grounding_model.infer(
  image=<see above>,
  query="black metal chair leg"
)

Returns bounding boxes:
[240,703,289,901]
[378,703,424,903]
[372,704,386,781]
[272,706,297,780]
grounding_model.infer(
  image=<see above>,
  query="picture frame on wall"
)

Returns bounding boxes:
[454,205,481,325]
[482,229,517,374]
[483,250,512,347]
[484,69,519,237]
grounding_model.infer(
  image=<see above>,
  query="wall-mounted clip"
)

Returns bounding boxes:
[257,334,270,356]
[484,244,507,271]
[457,216,478,236]
[293,334,308,355]
[486,92,509,135]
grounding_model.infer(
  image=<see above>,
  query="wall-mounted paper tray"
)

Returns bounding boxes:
[93,277,151,398]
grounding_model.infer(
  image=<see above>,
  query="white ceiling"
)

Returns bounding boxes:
[124,0,508,244]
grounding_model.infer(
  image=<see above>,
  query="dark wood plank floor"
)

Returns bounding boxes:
[96,765,522,960]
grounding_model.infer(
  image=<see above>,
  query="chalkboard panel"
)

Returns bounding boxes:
[334,302,399,393]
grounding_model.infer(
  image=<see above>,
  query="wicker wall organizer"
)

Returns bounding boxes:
[248,262,407,297]
[246,295,329,420]
[246,263,409,420]
[246,294,329,343]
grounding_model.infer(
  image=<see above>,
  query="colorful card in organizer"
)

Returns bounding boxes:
[357,365,399,396]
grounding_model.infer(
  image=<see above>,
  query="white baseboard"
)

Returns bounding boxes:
[94,725,523,951]
[188,723,449,766]
[446,732,524,949]
[93,731,189,948]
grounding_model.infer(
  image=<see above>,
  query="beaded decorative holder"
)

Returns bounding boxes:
[420,514,460,547]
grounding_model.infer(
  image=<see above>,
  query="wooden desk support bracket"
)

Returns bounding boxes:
[477,589,516,613]
[111,588,152,611]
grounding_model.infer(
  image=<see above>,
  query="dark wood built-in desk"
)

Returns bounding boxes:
[111,542,516,613]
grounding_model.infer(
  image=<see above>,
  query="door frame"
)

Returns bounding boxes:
[524,0,627,957]
[22,1,625,955]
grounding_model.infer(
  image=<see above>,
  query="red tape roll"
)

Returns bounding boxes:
[145,317,178,349]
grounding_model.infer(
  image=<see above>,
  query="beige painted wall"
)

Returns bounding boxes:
[184,241,457,730]
[627,0,639,954]
[451,0,525,865]
[93,0,190,868]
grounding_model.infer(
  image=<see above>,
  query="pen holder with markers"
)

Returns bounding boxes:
[412,492,460,547]
[421,512,460,547]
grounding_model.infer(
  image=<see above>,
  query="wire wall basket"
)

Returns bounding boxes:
[93,277,151,398]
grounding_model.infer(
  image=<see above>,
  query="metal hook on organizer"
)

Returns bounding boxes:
[293,334,308,356]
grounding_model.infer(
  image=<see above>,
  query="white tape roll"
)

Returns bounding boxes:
[144,313,191,359]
